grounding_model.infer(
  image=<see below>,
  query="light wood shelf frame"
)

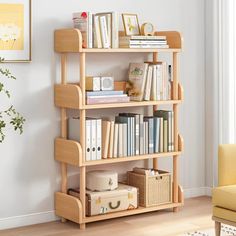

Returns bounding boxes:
[54,28,184,229]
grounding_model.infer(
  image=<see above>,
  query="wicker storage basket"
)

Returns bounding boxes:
[127,170,172,207]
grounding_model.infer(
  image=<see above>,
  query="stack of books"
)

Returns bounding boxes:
[102,111,174,159]
[119,35,168,49]
[127,62,172,102]
[68,117,102,161]
[86,90,130,105]
[73,12,119,49]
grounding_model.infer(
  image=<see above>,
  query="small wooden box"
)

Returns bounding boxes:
[127,170,172,207]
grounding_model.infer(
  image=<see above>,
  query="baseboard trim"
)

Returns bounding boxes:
[0,187,212,230]
[184,187,212,198]
[0,211,58,230]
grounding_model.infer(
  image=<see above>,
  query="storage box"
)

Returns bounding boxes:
[68,184,138,216]
[86,170,118,191]
[127,169,172,207]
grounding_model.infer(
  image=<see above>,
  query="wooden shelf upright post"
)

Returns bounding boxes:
[173,52,179,212]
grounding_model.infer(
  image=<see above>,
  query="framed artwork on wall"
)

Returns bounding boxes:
[122,13,140,36]
[0,0,31,62]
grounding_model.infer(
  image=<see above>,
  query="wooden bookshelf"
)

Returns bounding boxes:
[54,28,184,229]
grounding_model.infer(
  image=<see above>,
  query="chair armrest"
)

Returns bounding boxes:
[219,144,236,186]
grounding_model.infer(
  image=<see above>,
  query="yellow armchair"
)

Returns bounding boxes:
[212,144,236,236]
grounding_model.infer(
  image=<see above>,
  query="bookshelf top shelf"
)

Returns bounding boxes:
[54,28,183,53]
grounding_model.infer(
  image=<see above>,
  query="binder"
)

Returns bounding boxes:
[91,119,97,160]
[68,117,92,161]
[96,119,102,160]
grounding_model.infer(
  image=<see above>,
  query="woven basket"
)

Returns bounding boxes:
[127,170,172,207]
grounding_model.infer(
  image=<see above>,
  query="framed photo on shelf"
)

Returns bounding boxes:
[0,0,31,62]
[122,13,140,36]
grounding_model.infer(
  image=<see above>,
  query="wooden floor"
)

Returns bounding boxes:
[0,197,213,236]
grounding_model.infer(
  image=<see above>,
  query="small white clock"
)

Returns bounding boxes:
[141,22,155,36]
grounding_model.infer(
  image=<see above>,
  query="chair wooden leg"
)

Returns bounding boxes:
[215,221,221,236]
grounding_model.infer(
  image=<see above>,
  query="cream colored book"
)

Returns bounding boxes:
[118,123,123,157]
[108,121,115,158]
[102,121,111,159]
[144,65,153,101]
[159,118,164,152]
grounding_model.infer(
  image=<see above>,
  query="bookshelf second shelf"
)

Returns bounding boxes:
[54,83,184,109]
[55,134,184,167]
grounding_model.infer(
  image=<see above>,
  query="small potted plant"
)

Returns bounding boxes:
[0,57,25,142]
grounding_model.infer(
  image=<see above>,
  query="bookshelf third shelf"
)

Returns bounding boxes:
[55,134,184,167]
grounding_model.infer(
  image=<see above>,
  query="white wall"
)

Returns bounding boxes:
[0,0,206,229]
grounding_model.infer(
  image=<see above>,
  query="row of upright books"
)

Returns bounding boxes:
[127,62,172,102]
[68,110,174,161]
[73,12,119,49]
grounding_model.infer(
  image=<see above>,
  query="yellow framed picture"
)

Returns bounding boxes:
[0,0,31,62]
[122,13,140,36]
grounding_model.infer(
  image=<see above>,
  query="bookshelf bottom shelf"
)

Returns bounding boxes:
[84,202,183,223]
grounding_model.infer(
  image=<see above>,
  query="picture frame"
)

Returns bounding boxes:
[0,0,31,62]
[122,13,140,36]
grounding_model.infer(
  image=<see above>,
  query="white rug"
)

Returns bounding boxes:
[183,224,236,236]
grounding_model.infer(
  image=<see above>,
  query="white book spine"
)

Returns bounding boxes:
[123,123,127,157]
[96,119,102,160]
[88,12,93,48]
[144,66,153,101]
[112,12,119,48]
[145,121,149,154]
[156,64,162,100]
[139,115,144,155]
[151,65,157,101]
[118,123,123,157]
[91,119,97,160]
[113,123,119,158]
[99,15,110,48]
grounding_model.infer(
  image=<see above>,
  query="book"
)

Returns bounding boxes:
[99,15,110,48]
[87,95,130,104]
[127,63,149,101]
[144,117,154,154]
[108,121,115,158]
[144,121,149,154]
[156,64,163,100]
[86,90,123,96]
[96,119,102,160]
[73,12,92,48]
[111,12,119,48]
[123,123,128,157]
[119,35,167,40]
[144,65,153,101]
[68,117,92,161]
[151,65,157,101]
[118,123,123,157]
[159,117,164,152]
[121,44,169,49]
[120,40,168,45]
[139,114,144,155]
[163,120,168,152]
[93,15,102,48]
[154,117,160,153]
[102,121,111,159]
[113,123,119,158]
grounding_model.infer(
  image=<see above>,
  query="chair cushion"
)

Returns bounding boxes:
[213,185,236,211]
[213,206,236,223]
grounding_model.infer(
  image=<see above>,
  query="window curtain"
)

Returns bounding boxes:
[219,0,236,144]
